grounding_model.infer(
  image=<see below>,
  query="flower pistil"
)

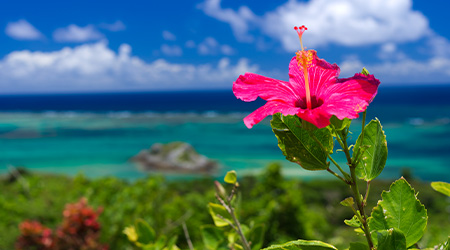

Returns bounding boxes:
[294,25,312,110]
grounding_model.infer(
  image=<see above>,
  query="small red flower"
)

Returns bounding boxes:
[233,26,380,129]
[16,220,53,249]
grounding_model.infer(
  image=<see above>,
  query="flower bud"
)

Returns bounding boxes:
[214,180,227,198]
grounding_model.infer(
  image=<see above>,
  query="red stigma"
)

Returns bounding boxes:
[294,25,308,51]
[294,25,307,36]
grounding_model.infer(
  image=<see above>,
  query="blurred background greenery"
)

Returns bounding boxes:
[1,163,448,249]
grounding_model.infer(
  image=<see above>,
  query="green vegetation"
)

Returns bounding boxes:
[1,164,448,249]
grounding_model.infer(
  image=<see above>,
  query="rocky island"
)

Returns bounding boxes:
[131,142,218,174]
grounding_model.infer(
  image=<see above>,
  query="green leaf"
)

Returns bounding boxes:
[162,236,180,250]
[368,178,427,247]
[142,245,157,250]
[361,67,370,76]
[330,115,351,131]
[201,225,228,250]
[344,215,362,228]
[154,235,167,249]
[224,170,237,184]
[340,197,354,207]
[208,203,233,227]
[248,224,265,250]
[354,118,387,181]
[271,113,333,171]
[270,112,285,128]
[377,229,407,250]
[135,219,156,245]
[437,237,450,250]
[166,236,178,248]
[163,245,180,250]
[227,231,238,244]
[233,243,245,250]
[262,239,337,250]
[123,226,138,242]
[349,242,369,250]
[431,181,450,196]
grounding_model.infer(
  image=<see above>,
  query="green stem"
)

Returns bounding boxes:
[332,127,353,171]
[349,167,373,249]
[327,168,348,184]
[347,202,364,227]
[313,124,373,248]
[353,111,367,162]
[309,131,351,182]
[328,155,351,182]
[216,189,251,250]
[337,121,373,249]
[338,130,353,164]
[229,203,251,250]
[182,222,194,250]
[331,125,346,150]
[364,181,371,205]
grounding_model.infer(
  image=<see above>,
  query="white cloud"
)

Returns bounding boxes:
[339,54,450,84]
[162,30,176,41]
[426,34,450,58]
[185,40,196,48]
[0,42,258,93]
[99,20,126,32]
[53,24,104,42]
[198,0,257,42]
[377,43,406,61]
[338,33,450,83]
[197,37,235,55]
[5,19,44,40]
[380,43,397,55]
[199,0,431,51]
[161,44,183,56]
[198,37,219,55]
[198,0,450,83]
[220,45,234,55]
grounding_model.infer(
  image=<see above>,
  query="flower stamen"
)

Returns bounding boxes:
[294,25,307,51]
[294,25,312,109]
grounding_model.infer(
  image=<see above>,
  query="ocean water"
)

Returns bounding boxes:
[0,85,449,182]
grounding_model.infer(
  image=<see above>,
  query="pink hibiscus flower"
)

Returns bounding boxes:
[233,26,380,129]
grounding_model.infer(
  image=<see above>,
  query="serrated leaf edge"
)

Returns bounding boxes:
[368,178,428,247]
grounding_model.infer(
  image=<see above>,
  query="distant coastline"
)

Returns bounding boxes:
[0,85,449,182]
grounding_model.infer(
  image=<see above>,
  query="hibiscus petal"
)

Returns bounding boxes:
[320,73,380,120]
[288,51,340,98]
[336,73,381,103]
[309,53,340,97]
[288,56,306,97]
[233,73,300,104]
[297,108,333,129]
[243,101,300,129]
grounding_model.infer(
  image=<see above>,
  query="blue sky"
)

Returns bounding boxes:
[1,0,449,93]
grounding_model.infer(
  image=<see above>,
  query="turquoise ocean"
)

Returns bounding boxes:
[0,85,449,182]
